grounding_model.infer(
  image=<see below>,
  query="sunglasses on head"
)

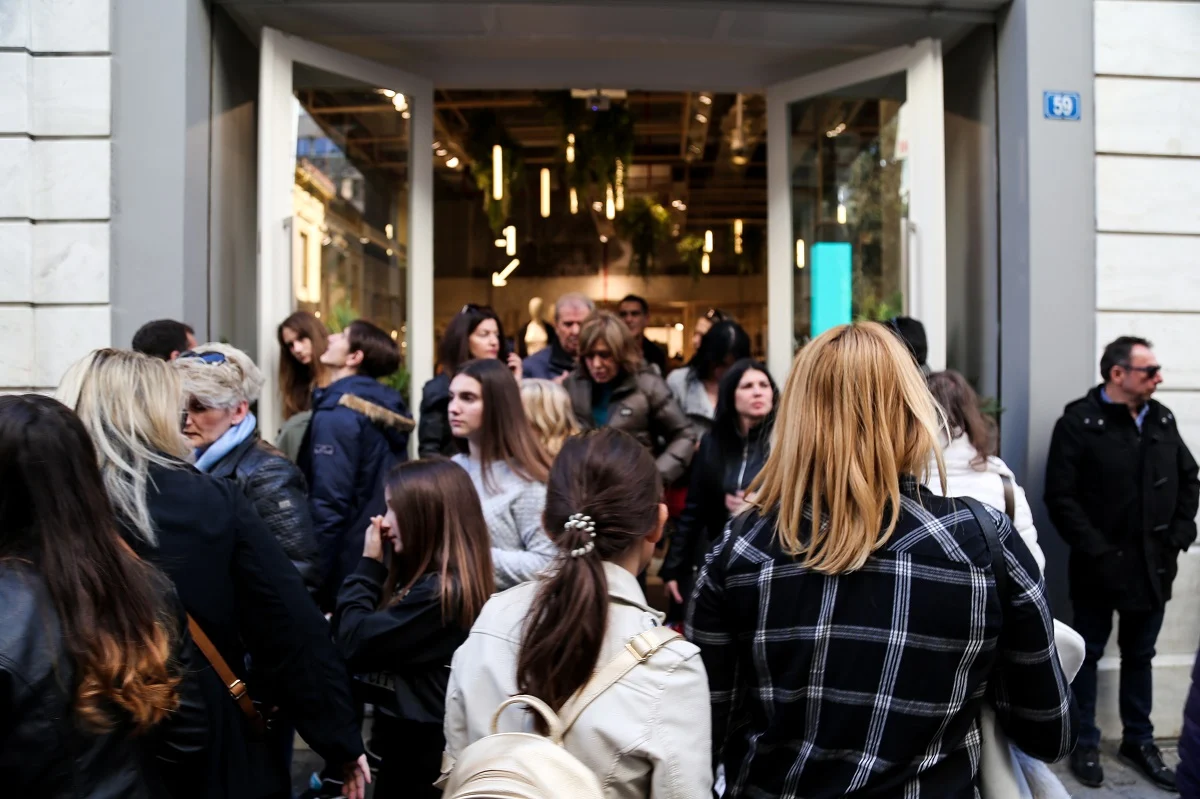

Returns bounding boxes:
[1120,363,1161,378]
[178,350,228,365]
[703,308,727,322]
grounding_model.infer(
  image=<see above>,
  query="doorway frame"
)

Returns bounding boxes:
[765,39,947,381]
[257,27,434,436]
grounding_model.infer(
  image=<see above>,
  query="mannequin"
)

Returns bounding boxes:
[518,296,556,358]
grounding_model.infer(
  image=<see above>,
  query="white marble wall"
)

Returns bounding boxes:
[1094,0,1200,739]
[0,0,112,393]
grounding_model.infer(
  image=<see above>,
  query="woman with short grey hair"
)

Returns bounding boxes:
[174,342,321,593]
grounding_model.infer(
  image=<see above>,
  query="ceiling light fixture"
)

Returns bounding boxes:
[540,168,551,218]
[392,94,408,112]
[674,322,684,331]
[825,122,846,138]
[504,225,516,257]
[734,219,743,255]
[435,148,448,157]
[566,133,575,164]
[592,201,603,213]
[385,224,394,239]
[701,253,711,274]
[570,187,579,215]
[837,203,847,225]
[445,156,460,168]
[378,89,396,98]
[605,184,615,221]
[795,238,806,269]
[615,159,625,212]
[695,113,708,124]
[401,111,410,119]
[492,144,503,201]
[599,235,608,243]
[698,95,712,105]
[704,229,713,253]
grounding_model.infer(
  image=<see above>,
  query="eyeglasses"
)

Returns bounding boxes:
[1120,363,1162,378]
[460,303,496,315]
[178,350,228,365]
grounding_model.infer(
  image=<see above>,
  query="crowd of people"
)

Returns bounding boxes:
[2,292,1197,799]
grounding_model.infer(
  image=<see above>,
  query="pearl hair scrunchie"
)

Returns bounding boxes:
[565,513,597,558]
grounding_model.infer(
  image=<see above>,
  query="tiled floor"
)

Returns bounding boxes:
[1051,742,1181,798]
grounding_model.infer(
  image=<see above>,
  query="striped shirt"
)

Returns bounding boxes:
[687,477,1075,798]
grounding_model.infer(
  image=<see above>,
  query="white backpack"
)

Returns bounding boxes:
[439,626,681,799]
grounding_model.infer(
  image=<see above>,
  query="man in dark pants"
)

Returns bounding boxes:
[1046,335,1199,791]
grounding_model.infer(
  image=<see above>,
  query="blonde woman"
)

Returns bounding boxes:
[57,349,371,799]
[520,378,580,456]
[687,322,1074,797]
[174,343,320,593]
[563,311,695,484]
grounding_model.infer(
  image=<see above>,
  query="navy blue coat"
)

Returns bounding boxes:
[301,375,412,608]
[1180,646,1200,797]
[522,340,576,380]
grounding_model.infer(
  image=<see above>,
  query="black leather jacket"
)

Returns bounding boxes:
[208,433,322,595]
[0,563,209,798]
[661,424,770,583]
[418,373,457,458]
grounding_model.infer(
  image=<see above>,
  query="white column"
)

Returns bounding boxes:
[0,0,113,393]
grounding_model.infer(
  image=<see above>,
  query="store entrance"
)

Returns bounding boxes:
[430,89,768,370]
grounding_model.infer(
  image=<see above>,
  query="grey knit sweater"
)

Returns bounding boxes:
[452,454,554,590]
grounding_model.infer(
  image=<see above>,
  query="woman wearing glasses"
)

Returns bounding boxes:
[419,304,521,457]
[56,349,370,799]
[174,343,321,594]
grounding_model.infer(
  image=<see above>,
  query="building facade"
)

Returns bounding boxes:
[1,0,1196,736]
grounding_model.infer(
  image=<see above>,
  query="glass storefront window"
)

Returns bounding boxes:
[292,64,410,389]
[789,72,908,348]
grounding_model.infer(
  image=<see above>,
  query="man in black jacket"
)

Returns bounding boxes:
[618,294,668,375]
[1046,335,1199,791]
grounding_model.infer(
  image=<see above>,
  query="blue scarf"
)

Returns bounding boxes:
[194,412,258,473]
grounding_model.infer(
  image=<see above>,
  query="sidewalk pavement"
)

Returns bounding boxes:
[1051,742,1181,798]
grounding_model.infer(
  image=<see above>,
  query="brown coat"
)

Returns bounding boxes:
[564,367,696,483]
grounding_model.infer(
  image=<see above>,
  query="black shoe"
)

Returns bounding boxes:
[1118,741,1178,792]
[1070,746,1104,788]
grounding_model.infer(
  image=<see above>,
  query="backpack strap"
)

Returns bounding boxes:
[960,496,1008,604]
[999,474,1015,523]
[558,626,681,733]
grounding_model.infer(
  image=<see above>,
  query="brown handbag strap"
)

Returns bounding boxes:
[999,474,1016,523]
[187,614,266,733]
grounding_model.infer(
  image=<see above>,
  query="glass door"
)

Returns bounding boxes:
[766,39,946,381]
[257,28,433,438]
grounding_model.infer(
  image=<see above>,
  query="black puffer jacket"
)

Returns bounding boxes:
[661,424,770,583]
[0,563,209,799]
[129,462,363,799]
[417,373,456,458]
[1045,385,1200,610]
[207,432,321,595]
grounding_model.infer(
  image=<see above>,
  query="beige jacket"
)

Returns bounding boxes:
[443,562,713,799]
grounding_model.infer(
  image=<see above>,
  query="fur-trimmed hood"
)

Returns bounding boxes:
[314,374,413,452]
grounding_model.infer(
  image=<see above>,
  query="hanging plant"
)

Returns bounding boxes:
[615,197,672,278]
[463,111,524,237]
[676,233,706,281]
[539,92,635,194]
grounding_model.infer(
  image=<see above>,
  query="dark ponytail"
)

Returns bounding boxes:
[516,428,663,717]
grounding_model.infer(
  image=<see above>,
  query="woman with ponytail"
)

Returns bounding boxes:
[0,395,208,797]
[442,428,712,798]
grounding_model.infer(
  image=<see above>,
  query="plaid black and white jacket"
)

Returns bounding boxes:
[687,477,1075,798]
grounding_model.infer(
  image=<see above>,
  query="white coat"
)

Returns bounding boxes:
[443,560,713,799]
[925,433,1047,572]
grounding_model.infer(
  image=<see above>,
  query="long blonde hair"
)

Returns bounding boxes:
[520,378,580,456]
[56,349,191,545]
[749,322,946,574]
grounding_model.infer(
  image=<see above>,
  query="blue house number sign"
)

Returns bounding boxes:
[1043,91,1081,121]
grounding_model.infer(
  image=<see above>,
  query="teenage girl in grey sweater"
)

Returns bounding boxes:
[447,359,556,590]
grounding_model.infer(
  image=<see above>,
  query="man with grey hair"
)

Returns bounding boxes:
[522,292,595,381]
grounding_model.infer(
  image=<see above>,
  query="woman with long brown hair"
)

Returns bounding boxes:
[448,358,555,589]
[333,458,494,798]
[688,322,1074,797]
[276,311,330,460]
[924,369,1045,571]
[442,429,712,797]
[0,394,207,796]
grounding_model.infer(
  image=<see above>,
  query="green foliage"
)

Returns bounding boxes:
[979,395,1005,419]
[854,291,904,323]
[540,92,635,193]
[463,111,524,237]
[615,197,672,277]
[676,233,706,281]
